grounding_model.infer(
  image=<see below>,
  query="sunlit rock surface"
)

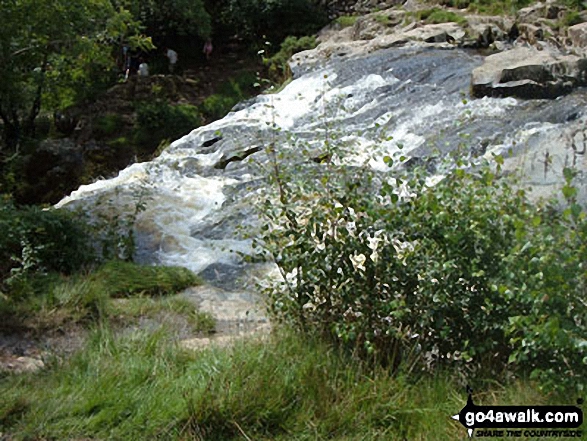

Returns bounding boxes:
[58,45,587,292]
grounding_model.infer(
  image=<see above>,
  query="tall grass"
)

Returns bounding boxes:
[0,260,204,333]
[0,328,573,440]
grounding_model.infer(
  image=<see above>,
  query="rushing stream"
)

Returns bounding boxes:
[57,46,587,290]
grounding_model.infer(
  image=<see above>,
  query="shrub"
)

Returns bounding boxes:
[94,113,125,138]
[254,138,587,392]
[134,102,202,151]
[463,0,534,14]
[201,93,240,121]
[219,0,328,44]
[200,73,258,121]
[0,197,95,290]
[265,35,318,83]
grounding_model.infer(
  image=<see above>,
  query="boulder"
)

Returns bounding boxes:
[568,22,587,48]
[517,2,546,22]
[467,23,497,48]
[518,23,545,44]
[402,22,466,44]
[471,46,587,99]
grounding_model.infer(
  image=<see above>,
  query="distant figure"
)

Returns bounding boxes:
[165,47,178,73]
[138,59,149,77]
[124,46,132,81]
[203,38,213,60]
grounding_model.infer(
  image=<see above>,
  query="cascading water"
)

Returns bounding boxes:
[57,46,587,293]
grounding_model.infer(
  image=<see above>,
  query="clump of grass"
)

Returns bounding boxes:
[0,260,202,332]
[109,297,216,334]
[91,260,200,298]
[0,328,571,440]
[417,8,468,25]
[432,0,540,15]
[374,13,391,25]
[561,10,584,27]
[334,14,359,28]
[200,72,258,121]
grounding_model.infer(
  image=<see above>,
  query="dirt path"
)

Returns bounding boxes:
[179,285,270,350]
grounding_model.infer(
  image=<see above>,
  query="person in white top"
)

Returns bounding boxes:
[165,48,178,73]
[138,59,149,77]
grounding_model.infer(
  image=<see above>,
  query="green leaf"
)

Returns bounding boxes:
[562,185,577,200]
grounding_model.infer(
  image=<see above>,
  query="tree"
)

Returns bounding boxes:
[0,0,150,154]
[218,0,328,44]
[113,0,212,42]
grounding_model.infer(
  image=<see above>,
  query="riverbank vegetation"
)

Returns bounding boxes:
[255,140,587,393]
[1,0,587,439]
[0,328,573,440]
[0,197,210,335]
[1,152,585,439]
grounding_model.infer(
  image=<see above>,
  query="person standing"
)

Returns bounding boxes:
[165,47,178,73]
[203,38,213,61]
[138,58,149,77]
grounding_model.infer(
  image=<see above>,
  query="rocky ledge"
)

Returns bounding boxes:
[292,0,587,99]
[471,46,587,99]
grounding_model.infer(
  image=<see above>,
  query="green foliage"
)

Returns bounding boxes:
[91,260,200,298]
[108,296,215,334]
[466,0,533,14]
[220,0,328,44]
[90,188,150,262]
[334,14,359,28]
[0,0,150,152]
[0,327,571,439]
[565,0,586,10]
[417,8,467,25]
[94,114,125,138]
[113,0,211,39]
[0,261,203,332]
[374,14,392,25]
[201,94,240,121]
[134,101,201,151]
[436,0,537,14]
[0,198,94,290]
[265,36,318,83]
[201,73,257,120]
[254,133,587,392]
[562,10,584,27]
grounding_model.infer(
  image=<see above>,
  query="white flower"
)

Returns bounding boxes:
[350,253,367,272]
[302,302,316,311]
[285,268,298,286]
[392,238,415,260]
[346,221,357,236]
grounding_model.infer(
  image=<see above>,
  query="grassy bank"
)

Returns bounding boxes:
[0,327,575,441]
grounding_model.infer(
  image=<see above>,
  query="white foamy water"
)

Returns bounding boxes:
[57,46,587,278]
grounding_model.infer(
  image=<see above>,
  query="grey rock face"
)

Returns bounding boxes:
[471,46,587,99]
[568,22,587,48]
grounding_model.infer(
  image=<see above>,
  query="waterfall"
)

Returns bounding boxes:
[57,46,587,286]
